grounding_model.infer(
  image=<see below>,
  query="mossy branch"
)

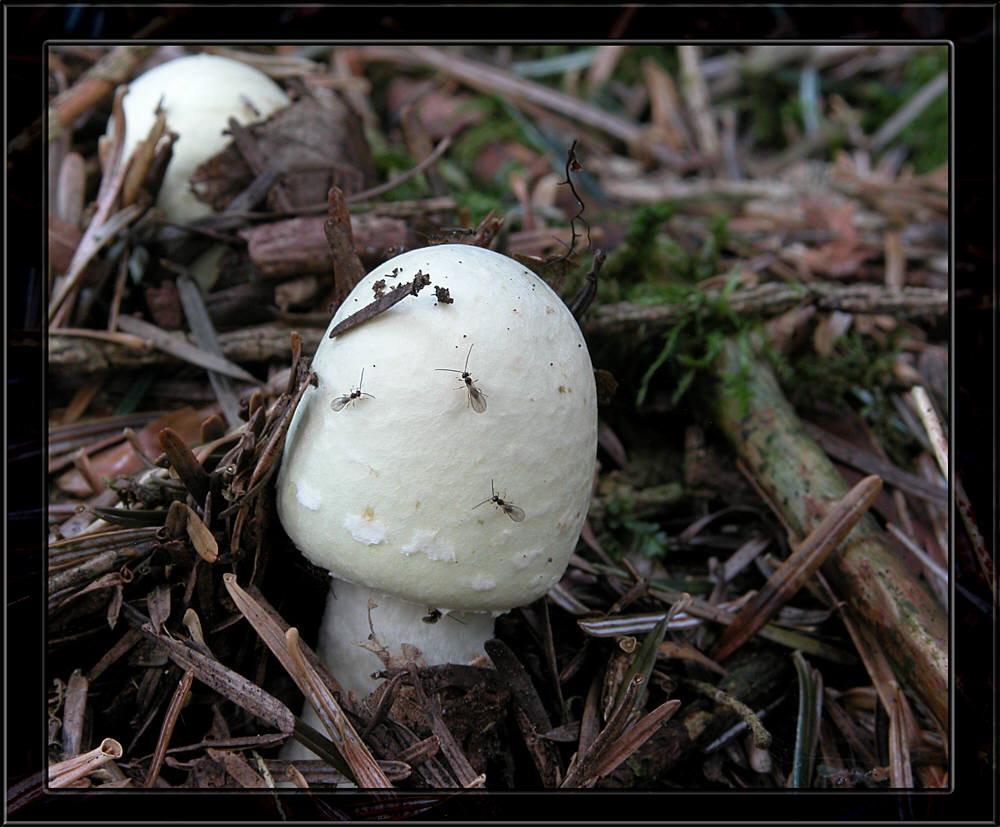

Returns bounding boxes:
[586,282,946,339]
[705,332,947,730]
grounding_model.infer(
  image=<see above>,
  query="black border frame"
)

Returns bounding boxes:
[6,4,996,824]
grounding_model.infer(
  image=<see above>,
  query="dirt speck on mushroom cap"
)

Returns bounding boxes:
[277,244,597,612]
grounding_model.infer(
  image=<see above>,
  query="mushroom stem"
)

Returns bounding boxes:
[283,579,496,765]
[315,579,497,703]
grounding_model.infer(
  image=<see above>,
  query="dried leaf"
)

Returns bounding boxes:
[116,314,261,384]
[789,651,822,787]
[158,427,210,503]
[147,583,172,635]
[286,628,392,788]
[182,503,218,563]
[581,698,682,785]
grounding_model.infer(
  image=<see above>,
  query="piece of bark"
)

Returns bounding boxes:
[55,405,218,497]
[48,212,109,285]
[706,333,948,730]
[323,187,367,309]
[238,214,408,280]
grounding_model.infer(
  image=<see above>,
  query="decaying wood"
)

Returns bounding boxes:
[707,333,948,730]
[238,214,408,279]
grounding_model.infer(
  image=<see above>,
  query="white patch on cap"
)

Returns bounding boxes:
[512,549,541,570]
[343,511,387,545]
[469,574,496,592]
[294,481,323,511]
[400,530,457,563]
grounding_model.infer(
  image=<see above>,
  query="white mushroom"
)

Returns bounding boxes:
[117,53,289,288]
[276,244,598,717]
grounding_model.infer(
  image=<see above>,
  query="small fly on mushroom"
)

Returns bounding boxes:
[436,344,487,413]
[331,369,375,411]
[421,608,441,624]
[473,479,525,522]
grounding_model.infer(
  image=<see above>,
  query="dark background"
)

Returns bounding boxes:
[6,4,995,823]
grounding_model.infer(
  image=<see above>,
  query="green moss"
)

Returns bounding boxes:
[365,131,429,202]
[635,269,749,408]
[450,97,530,181]
[774,330,917,466]
[601,207,732,312]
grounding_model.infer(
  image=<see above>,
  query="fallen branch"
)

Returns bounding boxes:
[586,282,946,338]
[349,45,687,168]
[706,332,948,730]
[49,324,325,378]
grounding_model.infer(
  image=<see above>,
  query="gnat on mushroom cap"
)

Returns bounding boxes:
[277,244,598,612]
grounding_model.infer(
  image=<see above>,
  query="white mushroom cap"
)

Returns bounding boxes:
[119,53,289,223]
[277,244,598,613]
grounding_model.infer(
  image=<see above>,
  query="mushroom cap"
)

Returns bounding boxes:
[277,244,597,612]
[119,53,289,222]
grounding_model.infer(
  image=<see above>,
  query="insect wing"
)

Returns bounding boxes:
[502,503,526,522]
[468,386,488,413]
[331,395,350,411]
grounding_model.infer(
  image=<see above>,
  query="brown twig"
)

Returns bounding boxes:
[49,324,324,378]
[139,620,296,734]
[711,475,883,661]
[47,46,150,141]
[48,738,124,788]
[327,271,432,339]
[144,668,194,787]
[345,135,452,203]
[324,186,367,309]
[349,46,686,168]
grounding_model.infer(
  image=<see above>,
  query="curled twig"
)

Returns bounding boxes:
[543,140,592,274]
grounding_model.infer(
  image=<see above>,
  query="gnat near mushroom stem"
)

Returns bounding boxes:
[276,244,598,762]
